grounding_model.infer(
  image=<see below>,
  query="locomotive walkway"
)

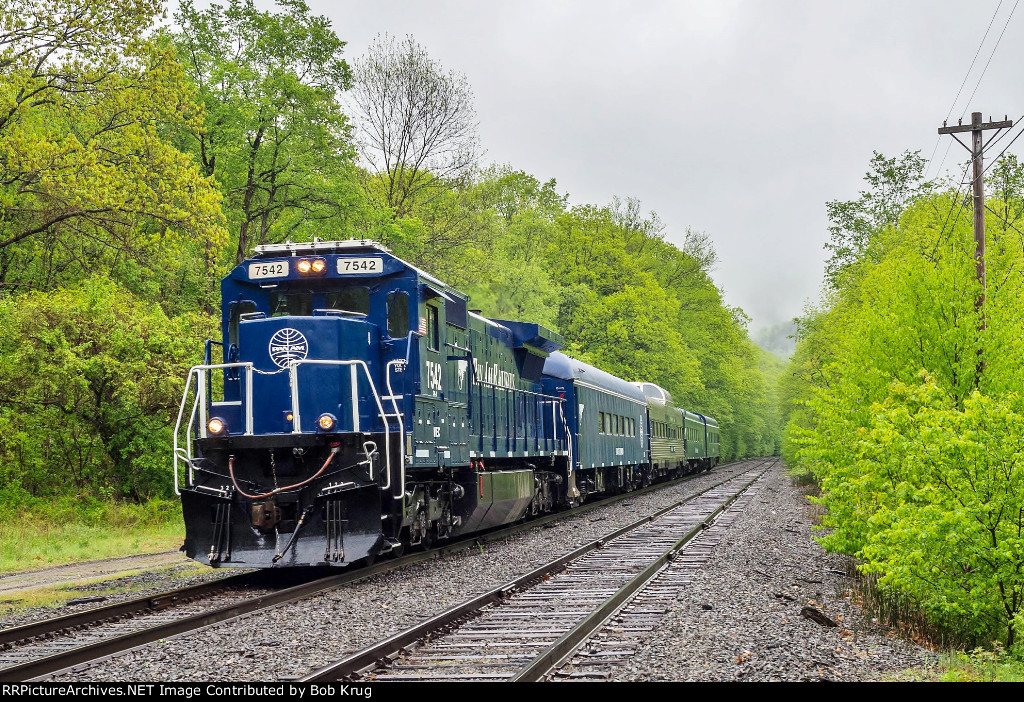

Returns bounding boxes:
[300,459,773,682]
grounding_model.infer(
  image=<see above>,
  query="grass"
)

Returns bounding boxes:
[787,466,818,488]
[920,648,1024,682]
[0,497,185,574]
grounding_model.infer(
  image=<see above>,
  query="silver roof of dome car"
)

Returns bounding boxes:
[543,353,647,404]
[633,382,673,404]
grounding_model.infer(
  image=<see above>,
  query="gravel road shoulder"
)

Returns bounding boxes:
[0,553,239,630]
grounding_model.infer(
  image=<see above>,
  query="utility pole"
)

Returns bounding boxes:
[938,111,1012,384]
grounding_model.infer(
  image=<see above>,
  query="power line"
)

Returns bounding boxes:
[929,161,974,260]
[986,202,1024,238]
[925,0,1003,179]
[982,117,1024,176]
[932,1,1019,179]
[959,0,1020,118]
[931,138,956,181]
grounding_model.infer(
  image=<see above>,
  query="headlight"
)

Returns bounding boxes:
[317,413,337,431]
[207,417,227,435]
[297,258,326,275]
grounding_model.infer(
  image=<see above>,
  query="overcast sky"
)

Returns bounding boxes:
[250,1,1023,331]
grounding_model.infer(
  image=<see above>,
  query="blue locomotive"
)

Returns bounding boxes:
[174,240,720,568]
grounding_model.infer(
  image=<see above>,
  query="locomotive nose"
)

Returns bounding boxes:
[235,314,382,435]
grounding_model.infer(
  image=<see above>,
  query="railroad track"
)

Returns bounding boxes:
[300,457,774,682]
[0,461,749,682]
[549,467,766,680]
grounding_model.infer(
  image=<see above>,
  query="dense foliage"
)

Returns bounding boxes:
[783,151,1024,647]
[0,0,226,305]
[0,0,780,510]
[0,279,216,501]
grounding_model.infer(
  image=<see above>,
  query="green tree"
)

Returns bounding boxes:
[858,378,1024,646]
[0,278,215,500]
[173,0,362,265]
[824,150,932,287]
[785,149,1024,646]
[568,277,703,402]
[0,0,226,297]
[457,167,566,326]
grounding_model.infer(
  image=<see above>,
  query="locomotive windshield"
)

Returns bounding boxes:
[270,290,313,317]
[386,291,409,337]
[327,287,370,315]
[267,286,371,317]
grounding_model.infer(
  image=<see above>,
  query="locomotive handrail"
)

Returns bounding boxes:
[384,358,406,499]
[172,362,255,496]
[557,400,579,499]
[172,370,198,496]
[286,359,393,490]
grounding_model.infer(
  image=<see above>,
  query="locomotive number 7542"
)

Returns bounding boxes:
[337,257,383,274]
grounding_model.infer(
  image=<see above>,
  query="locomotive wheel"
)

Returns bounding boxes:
[437,505,453,541]
[412,508,432,550]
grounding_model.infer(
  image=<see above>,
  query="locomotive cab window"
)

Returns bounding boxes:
[426,304,439,351]
[387,291,409,338]
[228,300,257,346]
[326,287,370,316]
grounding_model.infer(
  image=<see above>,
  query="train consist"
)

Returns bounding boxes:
[174,240,720,568]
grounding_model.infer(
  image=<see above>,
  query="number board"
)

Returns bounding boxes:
[337,257,384,274]
[248,261,289,280]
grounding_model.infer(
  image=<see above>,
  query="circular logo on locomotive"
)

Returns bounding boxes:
[268,328,309,368]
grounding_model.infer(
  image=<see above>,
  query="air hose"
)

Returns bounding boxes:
[228,444,340,500]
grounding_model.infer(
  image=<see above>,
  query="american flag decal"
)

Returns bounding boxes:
[418,316,427,335]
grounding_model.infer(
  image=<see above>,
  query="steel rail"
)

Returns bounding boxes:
[3,459,726,648]
[298,458,769,682]
[0,572,254,648]
[0,462,744,682]
[511,464,770,681]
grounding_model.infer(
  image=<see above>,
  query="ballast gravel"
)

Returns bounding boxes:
[609,467,935,681]
[45,459,934,682]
